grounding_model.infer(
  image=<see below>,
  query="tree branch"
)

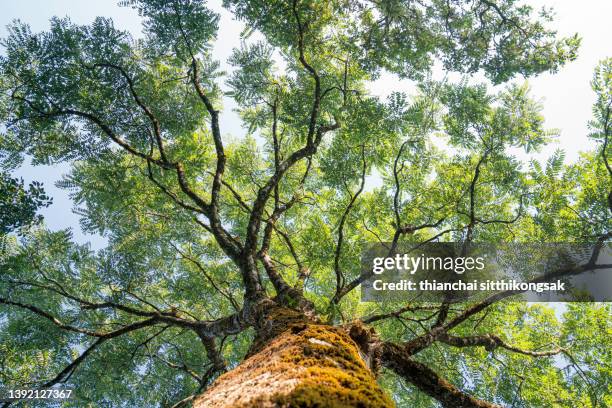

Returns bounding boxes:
[334,145,367,297]
[381,342,500,408]
[438,333,564,357]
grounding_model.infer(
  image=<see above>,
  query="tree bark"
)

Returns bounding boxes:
[194,315,393,408]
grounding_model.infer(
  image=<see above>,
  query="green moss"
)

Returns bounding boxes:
[197,311,393,408]
[271,325,394,408]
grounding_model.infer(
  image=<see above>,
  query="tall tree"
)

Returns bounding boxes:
[0,1,609,407]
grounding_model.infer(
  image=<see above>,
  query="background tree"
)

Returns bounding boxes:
[0,1,609,407]
[0,172,52,235]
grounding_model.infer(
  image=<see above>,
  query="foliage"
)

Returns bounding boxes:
[0,172,52,235]
[0,1,609,407]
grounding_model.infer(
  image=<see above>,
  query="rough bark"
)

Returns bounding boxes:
[194,315,392,408]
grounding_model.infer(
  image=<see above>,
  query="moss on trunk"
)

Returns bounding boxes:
[194,323,394,408]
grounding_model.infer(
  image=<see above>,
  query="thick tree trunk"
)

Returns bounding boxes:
[194,318,393,408]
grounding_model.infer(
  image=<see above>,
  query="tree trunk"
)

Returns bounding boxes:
[194,315,393,408]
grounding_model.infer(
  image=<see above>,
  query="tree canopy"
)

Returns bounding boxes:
[0,172,51,235]
[0,1,609,407]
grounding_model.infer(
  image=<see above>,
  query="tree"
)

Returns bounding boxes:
[0,1,609,407]
[0,172,52,235]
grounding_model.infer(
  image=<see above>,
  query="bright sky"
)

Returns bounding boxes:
[1,0,611,247]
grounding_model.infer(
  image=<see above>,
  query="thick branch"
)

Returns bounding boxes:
[438,333,564,357]
[0,292,247,340]
[363,304,440,324]
[381,342,500,408]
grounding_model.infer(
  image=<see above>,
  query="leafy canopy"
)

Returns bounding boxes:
[0,172,52,235]
[0,1,609,407]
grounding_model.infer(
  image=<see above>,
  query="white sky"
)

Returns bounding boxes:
[1,0,611,246]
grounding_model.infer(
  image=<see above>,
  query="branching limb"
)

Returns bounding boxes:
[13,92,245,266]
[172,244,240,312]
[291,0,322,145]
[146,161,207,215]
[196,332,226,377]
[83,62,169,163]
[146,346,202,384]
[0,317,166,408]
[442,261,611,334]
[380,342,501,408]
[332,220,448,304]
[363,304,441,324]
[2,278,204,329]
[189,58,225,217]
[0,292,248,340]
[259,253,294,297]
[334,145,367,297]
[0,296,113,337]
[464,151,488,247]
[242,0,340,283]
[438,333,564,357]
[169,395,195,408]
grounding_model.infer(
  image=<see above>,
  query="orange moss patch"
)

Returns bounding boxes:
[195,324,394,408]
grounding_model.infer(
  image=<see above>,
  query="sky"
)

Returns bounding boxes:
[1,0,611,248]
